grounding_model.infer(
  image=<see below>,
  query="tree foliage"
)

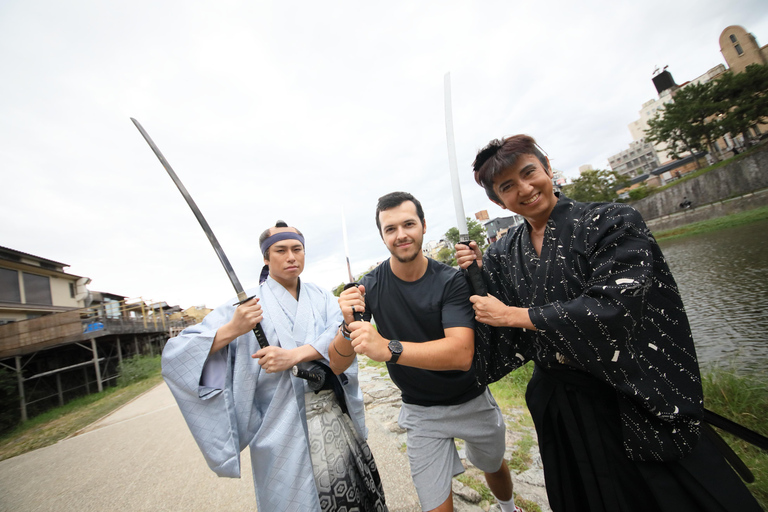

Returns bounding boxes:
[561,169,629,203]
[645,81,722,162]
[435,247,455,266]
[713,64,768,146]
[444,217,489,254]
[645,64,768,161]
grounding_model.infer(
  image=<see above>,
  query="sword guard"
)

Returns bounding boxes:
[233,295,257,306]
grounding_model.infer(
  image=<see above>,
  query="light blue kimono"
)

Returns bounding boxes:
[162,277,366,511]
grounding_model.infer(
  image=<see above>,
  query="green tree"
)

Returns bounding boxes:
[561,169,628,203]
[444,217,489,254]
[435,247,455,266]
[645,81,724,164]
[714,64,768,147]
[332,269,373,297]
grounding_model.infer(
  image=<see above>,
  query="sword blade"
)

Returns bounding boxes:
[131,118,270,348]
[444,72,470,242]
[341,207,354,283]
[443,74,487,296]
[130,118,246,300]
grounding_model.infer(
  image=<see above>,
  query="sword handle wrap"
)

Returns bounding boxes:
[252,326,270,349]
[458,242,487,296]
[234,294,270,349]
[343,282,364,322]
[292,365,326,391]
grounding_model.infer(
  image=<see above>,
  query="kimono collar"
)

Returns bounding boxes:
[546,192,577,229]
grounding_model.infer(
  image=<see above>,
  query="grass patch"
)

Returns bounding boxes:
[508,431,536,473]
[489,362,535,427]
[455,473,541,512]
[702,367,768,510]
[0,356,162,462]
[654,205,768,241]
[456,473,494,502]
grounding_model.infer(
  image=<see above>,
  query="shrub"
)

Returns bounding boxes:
[117,355,162,386]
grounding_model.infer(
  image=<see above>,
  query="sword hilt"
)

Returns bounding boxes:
[292,365,326,391]
[458,240,487,296]
[234,294,270,349]
[343,282,364,322]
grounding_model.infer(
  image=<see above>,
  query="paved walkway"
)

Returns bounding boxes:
[0,364,550,512]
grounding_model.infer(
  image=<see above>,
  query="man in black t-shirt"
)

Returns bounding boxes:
[333,192,518,512]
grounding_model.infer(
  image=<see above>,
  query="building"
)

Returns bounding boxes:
[483,215,524,243]
[720,25,768,74]
[627,65,726,165]
[0,246,91,325]
[608,139,661,178]
[0,246,190,424]
[423,239,451,260]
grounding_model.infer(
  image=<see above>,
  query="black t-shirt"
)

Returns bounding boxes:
[360,258,484,406]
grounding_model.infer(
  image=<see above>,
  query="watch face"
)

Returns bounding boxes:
[388,340,402,354]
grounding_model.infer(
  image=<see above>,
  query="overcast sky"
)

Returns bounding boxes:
[2,0,767,309]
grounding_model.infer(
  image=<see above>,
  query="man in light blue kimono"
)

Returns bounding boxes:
[162,221,387,512]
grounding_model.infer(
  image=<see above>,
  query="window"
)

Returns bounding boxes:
[0,268,21,303]
[735,44,744,56]
[70,282,75,298]
[729,34,737,43]
[23,272,52,305]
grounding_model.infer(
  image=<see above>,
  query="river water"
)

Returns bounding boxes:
[658,219,768,374]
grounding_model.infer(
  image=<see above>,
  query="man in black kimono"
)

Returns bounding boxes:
[455,134,762,512]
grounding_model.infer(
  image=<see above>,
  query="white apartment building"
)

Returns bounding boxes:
[608,139,661,178]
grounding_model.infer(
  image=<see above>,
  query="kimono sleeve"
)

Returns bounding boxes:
[161,305,243,478]
[471,244,531,385]
[305,285,344,360]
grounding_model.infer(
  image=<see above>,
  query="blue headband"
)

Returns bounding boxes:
[260,231,305,256]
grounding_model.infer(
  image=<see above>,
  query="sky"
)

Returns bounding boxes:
[2,0,767,309]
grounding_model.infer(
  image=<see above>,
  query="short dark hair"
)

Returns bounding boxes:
[259,220,303,258]
[375,192,425,234]
[472,135,549,203]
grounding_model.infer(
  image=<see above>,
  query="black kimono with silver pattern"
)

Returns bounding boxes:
[474,194,703,462]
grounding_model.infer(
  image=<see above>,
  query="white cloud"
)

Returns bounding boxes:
[2,0,767,307]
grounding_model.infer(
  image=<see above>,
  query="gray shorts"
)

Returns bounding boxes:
[398,388,506,511]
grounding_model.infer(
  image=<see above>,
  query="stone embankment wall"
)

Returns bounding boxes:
[630,145,768,232]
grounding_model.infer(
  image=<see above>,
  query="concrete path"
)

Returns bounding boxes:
[0,364,550,512]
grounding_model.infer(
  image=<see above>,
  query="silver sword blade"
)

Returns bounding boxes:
[341,207,354,283]
[130,118,247,302]
[444,72,470,243]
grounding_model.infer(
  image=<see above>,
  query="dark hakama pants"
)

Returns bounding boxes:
[526,365,763,512]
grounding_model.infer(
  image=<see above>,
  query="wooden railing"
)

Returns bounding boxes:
[0,298,193,359]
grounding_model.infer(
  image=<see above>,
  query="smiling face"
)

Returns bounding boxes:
[378,200,426,264]
[264,228,305,285]
[491,154,558,226]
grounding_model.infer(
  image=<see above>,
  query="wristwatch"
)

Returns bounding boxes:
[388,340,403,364]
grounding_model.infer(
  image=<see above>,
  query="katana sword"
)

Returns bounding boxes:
[130,117,269,349]
[444,73,487,296]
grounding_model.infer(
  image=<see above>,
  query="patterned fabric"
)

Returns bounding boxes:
[306,390,387,512]
[162,277,369,511]
[474,194,703,462]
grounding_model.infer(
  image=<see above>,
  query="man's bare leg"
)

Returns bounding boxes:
[485,460,517,510]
